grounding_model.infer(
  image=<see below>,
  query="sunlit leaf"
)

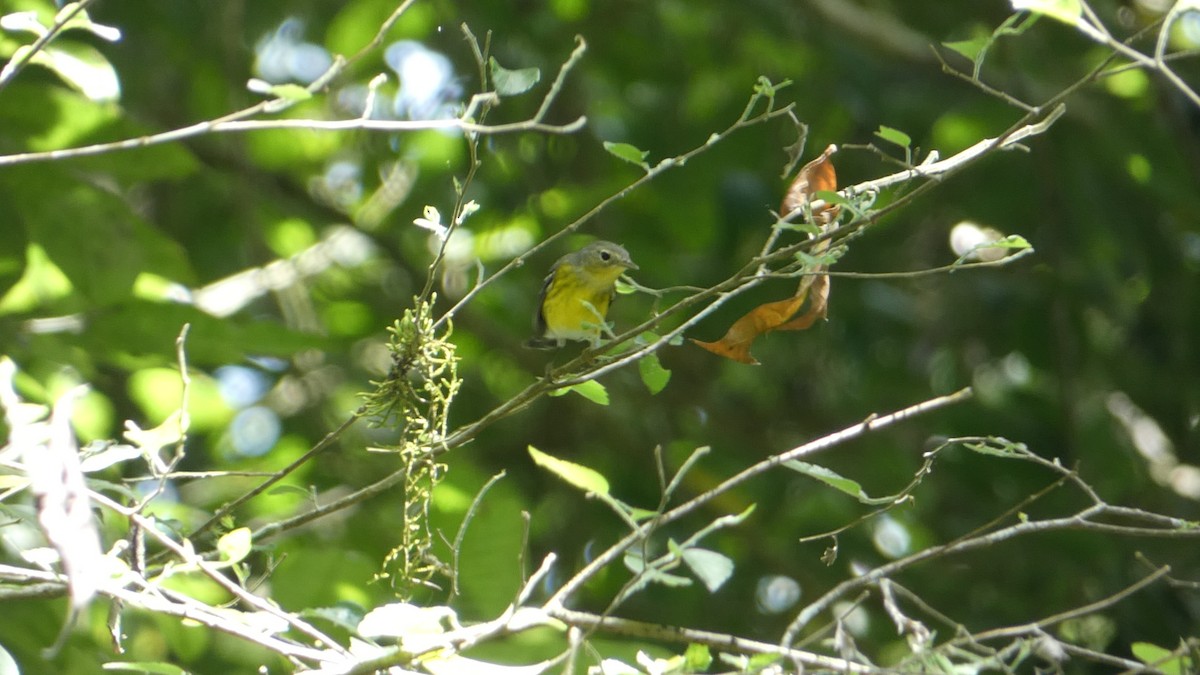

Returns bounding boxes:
[680,547,735,592]
[268,83,312,101]
[78,443,142,473]
[0,643,17,675]
[1131,642,1191,675]
[614,277,637,295]
[684,644,713,672]
[549,379,610,405]
[1011,0,1082,25]
[0,11,47,37]
[23,42,120,102]
[489,56,541,96]
[638,352,671,394]
[528,446,610,495]
[56,4,122,41]
[0,475,30,490]
[217,527,252,564]
[603,141,649,169]
[358,603,456,639]
[123,411,187,454]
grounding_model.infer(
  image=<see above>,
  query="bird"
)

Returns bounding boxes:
[525,241,638,349]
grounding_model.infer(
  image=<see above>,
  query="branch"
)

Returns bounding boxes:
[965,565,1171,645]
[92,492,350,658]
[0,0,99,94]
[544,388,974,610]
[781,476,1200,648]
[0,1,585,169]
[548,607,876,673]
[0,110,587,168]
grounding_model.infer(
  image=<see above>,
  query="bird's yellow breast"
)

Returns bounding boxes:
[541,265,619,340]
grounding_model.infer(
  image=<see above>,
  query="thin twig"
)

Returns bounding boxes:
[188,409,365,539]
[0,0,99,95]
[545,388,974,610]
[548,607,874,673]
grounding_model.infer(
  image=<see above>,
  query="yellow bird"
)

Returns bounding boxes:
[526,241,638,349]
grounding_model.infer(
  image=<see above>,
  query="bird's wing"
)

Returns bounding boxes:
[532,264,559,336]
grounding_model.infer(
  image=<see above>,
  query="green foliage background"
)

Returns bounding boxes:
[1,0,1198,672]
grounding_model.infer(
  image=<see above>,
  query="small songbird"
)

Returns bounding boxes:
[526,241,639,349]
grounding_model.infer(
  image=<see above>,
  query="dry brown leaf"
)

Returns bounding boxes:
[782,144,839,226]
[777,273,829,331]
[693,147,839,364]
[691,293,808,365]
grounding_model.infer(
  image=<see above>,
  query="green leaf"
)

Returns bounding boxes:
[774,219,820,236]
[603,141,649,169]
[943,36,989,63]
[990,234,1032,250]
[0,200,27,299]
[489,56,541,96]
[217,527,252,564]
[638,352,671,395]
[103,662,188,675]
[622,556,693,588]
[549,379,610,405]
[1132,642,1189,675]
[19,41,120,102]
[268,84,313,101]
[57,5,122,42]
[622,550,693,588]
[680,547,735,592]
[11,174,143,305]
[1011,0,1081,25]
[267,484,313,498]
[627,505,661,522]
[746,653,783,670]
[812,189,851,207]
[875,125,912,149]
[752,76,791,98]
[684,644,713,672]
[784,461,897,505]
[962,437,1029,458]
[528,446,610,495]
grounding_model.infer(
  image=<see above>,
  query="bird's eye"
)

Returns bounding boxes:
[599,250,612,261]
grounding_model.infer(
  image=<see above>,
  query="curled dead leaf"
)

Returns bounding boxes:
[693,147,839,365]
[782,144,839,226]
[691,275,829,365]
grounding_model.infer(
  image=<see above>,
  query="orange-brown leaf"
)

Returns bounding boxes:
[782,144,839,226]
[691,278,825,365]
[777,274,829,331]
[695,148,839,365]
